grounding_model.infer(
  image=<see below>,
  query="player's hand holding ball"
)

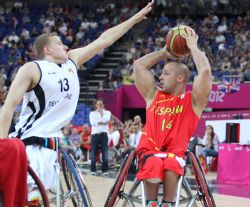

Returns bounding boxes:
[165,25,198,58]
[162,45,178,60]
[180,26,198,51]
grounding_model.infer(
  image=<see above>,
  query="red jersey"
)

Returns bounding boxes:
[136,90,199,158]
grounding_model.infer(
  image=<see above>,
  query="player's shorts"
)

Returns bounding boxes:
[26,145,57,190]
[136,152,185,183]
[21,137,59,191]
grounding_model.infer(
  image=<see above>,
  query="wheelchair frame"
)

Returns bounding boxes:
[104,150,216,207]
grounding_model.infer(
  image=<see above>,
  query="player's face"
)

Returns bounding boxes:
[47,36,69,63]
[159,63,178,93]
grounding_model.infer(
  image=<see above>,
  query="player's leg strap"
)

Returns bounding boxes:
[22,136,58,151]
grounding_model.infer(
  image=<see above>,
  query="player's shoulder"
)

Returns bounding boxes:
[22,61,38,68]
[18,61,39,73]
[179,91,192,101]
[16,62,41,82]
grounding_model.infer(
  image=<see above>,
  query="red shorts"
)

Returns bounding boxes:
[136,152,184,182]
[0,138,27,207]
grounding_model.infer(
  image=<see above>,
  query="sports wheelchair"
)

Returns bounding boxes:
[104,150,216,207]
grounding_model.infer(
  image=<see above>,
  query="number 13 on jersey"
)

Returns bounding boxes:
[58,78,69,92]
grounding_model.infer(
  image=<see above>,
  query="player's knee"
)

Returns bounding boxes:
[146,177,161,183]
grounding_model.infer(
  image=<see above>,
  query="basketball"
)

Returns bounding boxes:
[166,25,191,58]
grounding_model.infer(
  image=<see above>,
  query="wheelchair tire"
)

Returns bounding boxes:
[28,165,50,207]
[68,153,93,207]
[104,150,135,207]
[188,152,216,207]
[61,150,92,207]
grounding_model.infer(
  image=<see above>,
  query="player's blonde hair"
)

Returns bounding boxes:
[34,32,57,59]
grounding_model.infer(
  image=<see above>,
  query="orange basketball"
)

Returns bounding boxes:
[166,25,191,58]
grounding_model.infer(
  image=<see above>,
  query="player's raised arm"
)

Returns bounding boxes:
[68,0,154,68]
[133,47,176,106]
[181,27,212,116]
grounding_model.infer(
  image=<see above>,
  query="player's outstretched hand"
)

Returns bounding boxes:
[132,0,154,23]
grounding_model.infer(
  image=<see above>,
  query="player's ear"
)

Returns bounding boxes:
[44,45,51,55]
[177,74,185,83]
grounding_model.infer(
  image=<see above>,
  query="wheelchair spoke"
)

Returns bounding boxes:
[61,157,84,206]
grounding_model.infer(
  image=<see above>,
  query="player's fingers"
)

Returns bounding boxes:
[143,1,153,14]
[180,31,188,38]
[145,0,154,9]
[149,0,154,6]
[186,27,193,36]
[190,28,197,37]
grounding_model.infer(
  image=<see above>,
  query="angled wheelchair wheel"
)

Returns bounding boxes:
[27,165,50,207]
[188,152,216,207]
[61,149,92,207]
[104,150,135,207]
[68,152,93,207]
